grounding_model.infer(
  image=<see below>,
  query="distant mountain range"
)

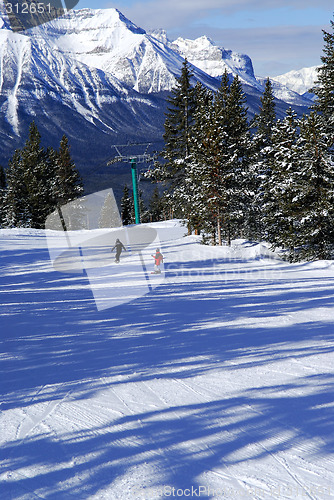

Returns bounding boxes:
[0,7,317,193]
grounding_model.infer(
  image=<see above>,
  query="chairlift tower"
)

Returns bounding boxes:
[108,143,156,224]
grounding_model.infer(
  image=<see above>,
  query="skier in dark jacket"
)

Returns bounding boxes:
[112,238,126,263]
[152,248,163,273]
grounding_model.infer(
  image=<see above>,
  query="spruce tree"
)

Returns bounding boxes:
[224,75,252,242]
[262,108,300,257]
[20,121,52,228]
[158,59,197,232]
[0,166,6,227]
[295,111,334,260]
[312,17,334,147]
[52,135,83,208]
[4,123,51,228]
[120,185,133,225]
[4,149,32,228]
[149,186,163,222]
[176,81,214,236]
[253,78,276,144]
[250,78,277,239]
[163,58,196,167]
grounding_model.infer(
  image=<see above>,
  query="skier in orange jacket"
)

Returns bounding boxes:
[152,248,163,274]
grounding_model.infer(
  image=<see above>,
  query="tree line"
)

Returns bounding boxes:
[147,19,334,261]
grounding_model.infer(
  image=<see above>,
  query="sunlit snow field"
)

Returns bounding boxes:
[0,221,333,499]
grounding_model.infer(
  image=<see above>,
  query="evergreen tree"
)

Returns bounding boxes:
[163,58,196,167]
[99,192,120,228]
[4,149,32,227]
[174,81,214,236]
[20,121,53,228]
[312,17,334,146]
[156,59,197,232]
[262,108,300,256]
[120,185,133,225]
[224,75,252,242]
[52,135,83,208]
[138,190,150,223]
[0,165,6,227]
[252,78,276,144]
[4,122,51,228]
[250,78,277,239]
[294,111,334,260]
[149,186,163,222]
[199,72,251,245]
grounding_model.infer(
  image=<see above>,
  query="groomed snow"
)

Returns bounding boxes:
[0,221,333,499]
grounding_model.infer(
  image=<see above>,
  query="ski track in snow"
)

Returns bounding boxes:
[0,221,333,499]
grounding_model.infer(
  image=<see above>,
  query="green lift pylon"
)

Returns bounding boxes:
[130,158,141,224]
[108,143,155,225]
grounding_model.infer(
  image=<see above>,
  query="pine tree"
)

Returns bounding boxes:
[262,108,300,257]
[4,121,51,228]
[19,121,53,228]
[52,135,83,208]
[294,111,334,260]
[224,75,252,242]
[149,186,163,222]
[120,185,133,225]
[252,78,276,145]
[202,72,251,245]
[163,58,196,167]
[99,192,121,228]
[157,59,197,233]
[4,149,32,227]
[250,78,277,239]
[312,17,334,147]
[138,190,150,223]
[0,165,6,227]
[175,81,214,236]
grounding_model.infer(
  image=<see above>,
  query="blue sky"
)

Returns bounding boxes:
[76,0,333,76]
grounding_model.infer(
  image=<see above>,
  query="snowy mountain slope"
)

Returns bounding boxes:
[170,34,261,90]
[0,9,166,188]
[28,8,219,94]
[257,75,313,106]
[0,221,333,498]
[272,66,319,100]
[0,27,144,134]
[164,33,313,108]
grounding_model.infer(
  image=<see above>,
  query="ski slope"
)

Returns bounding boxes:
[0,221,333,499]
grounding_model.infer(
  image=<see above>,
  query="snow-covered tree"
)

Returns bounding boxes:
[156,59,197,232]
[312,17,334,147]
[262,108,300,256]
[4,149,32,228]
[294,111,334,260]
[250,78,277,240]
[163,59,196,167]
[4,123,51,228]
[0,165,6,227]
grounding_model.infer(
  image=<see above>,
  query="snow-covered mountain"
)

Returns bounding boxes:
[170,35,261,90]
[27,8,218,94]
[272,66,319,100]
[0,7,312,190]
